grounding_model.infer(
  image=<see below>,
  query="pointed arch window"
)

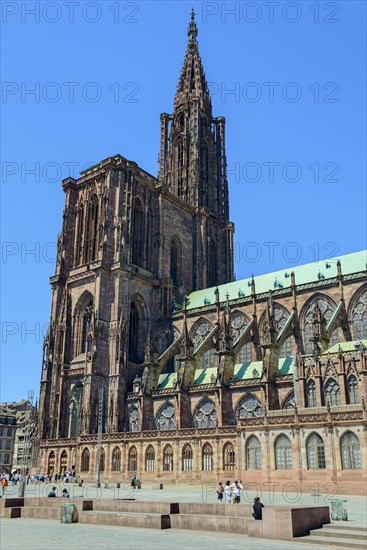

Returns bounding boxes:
[145,445,155,471]
[81,448,90,472]
[238,395,262,418]
[347,375,359,404]
[198,348,215,369]
[60,450,68,473]
[324,378,340,406]
[351,289,367,339]
[75,203,84,266]
[303,296,339,354]
[156,403,175,431]
[84,195,99,263]
[193,399,216,428]
[246,436,262,469]
[146,208,153,271]
[304,322,313,355]
[111,447,121,471]
[273,305,292,358]
[340,432,362,470]
[48,451,55,475]
[127,405,139,432]
[207,239,217,287]
[163,445,174,471]
[182,444,193,471]
[307,380,317,407]
[177,141,184,197]
[132,198,145,267]
[128,446,138,472]
[81,299,93,354]
[282,392,296,410]
[230,311,252,362]
[170,239,180,287]
[129,302,140,361]
[69,385,83,438]
[307,433,326,469]
[275,434,292,470]
[239,342,253,363]
[191,319,215,369]
[223,442,235,471]
[202,443,213,471]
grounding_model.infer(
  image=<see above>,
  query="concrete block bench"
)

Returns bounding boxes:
[170,513,248,534]
[81,510,171,529]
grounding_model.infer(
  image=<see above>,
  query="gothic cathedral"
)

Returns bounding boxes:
[36,13,367,494]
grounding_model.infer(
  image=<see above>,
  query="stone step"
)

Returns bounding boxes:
[92,500,178,515]
[178,503,252,517]
[296,535,367,549]
[0,507,22,519]
[310,527,367,540]
[20,506,62,521]
[81,510,171,529]
[326,524,367,532]
[169,513,247,534]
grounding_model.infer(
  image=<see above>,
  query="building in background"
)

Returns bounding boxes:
[2,400,37,473]
[35,12,367,493]
[0,408,17,475]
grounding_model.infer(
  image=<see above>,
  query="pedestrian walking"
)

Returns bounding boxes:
[224,480,231,503]
[216,482,224,502]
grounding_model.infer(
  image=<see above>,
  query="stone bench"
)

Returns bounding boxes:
[81,510,171,529]
[92,499,179,515]
[20,506,64,521]
[1,506,22,519]
[170,513,247,534]
[248,505,330,540]
[178,502,252,517]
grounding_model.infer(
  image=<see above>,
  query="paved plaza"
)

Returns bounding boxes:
[1,483,366,549]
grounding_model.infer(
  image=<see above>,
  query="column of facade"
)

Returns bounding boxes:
[315,374,323,406]
[138,441,144,477]
[294,428,303,482]
[195,439,201,480]
[215,437,220,477]
[338,371,347,405]
[174,440,180,481]
[296,377,306,408]
[156,440,162,479]
[264,430,271,483]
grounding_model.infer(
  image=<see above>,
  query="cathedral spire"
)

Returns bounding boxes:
[174,9,211,112]
[158,11,234,288]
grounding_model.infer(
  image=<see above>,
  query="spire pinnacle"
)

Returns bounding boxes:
[188,7,198,40]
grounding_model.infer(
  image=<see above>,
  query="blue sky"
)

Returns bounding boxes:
[1,0,366,402]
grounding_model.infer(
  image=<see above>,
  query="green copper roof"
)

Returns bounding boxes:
[278,356,295,375]
[193,367,217,385]
[157,373,177,390]
[325,340,367,354]
[178,250,366,311]
[156,357,295,391]
[233,361,263,380]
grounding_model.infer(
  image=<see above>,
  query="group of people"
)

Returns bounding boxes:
[30,470,76,484]
[216,480,244,504]
[130,476,142,489]
[216,481,264,519]
[48,487,70,498]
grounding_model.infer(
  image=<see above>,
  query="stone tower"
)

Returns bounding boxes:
[36,12,234,444]
[159,10,234,288]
